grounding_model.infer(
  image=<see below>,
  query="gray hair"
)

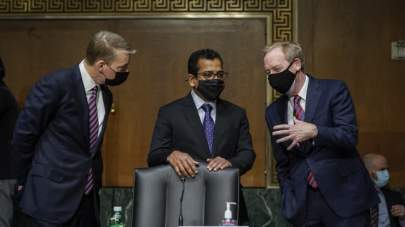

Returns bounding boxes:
[85,30,136,65]
[263,41,305,68]
[362,153,385,171]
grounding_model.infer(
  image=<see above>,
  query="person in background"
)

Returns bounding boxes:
[264,41,378,226]
[0,56,19,227]
[363,153,405,227]
[12,30,136,227]
[148,48,256,225]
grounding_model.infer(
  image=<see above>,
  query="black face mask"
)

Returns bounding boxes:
[196,79,225,101]
[267,61,296,94]
[105,71,129,86]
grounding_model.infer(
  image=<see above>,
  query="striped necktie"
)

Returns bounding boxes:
[293,95,318,189]
[85,86,98,194]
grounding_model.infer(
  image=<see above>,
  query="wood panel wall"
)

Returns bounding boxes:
[298,0,405,187]
[0,19,267,187]
[3,0,404,188]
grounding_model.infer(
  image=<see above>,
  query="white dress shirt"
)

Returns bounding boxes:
[377,188,405,227]
[287,75,309,125]
[191,89,216,123]
[79,60,105,136]
[377,189,392,227]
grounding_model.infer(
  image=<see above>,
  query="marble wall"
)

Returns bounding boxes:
[100,187,293,227]
[100,187,405,227]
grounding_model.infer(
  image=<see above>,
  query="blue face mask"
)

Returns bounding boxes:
[374,170,390,188]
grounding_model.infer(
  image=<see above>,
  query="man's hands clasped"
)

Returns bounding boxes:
[167,150,231,177]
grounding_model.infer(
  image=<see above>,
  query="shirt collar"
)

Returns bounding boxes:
[79,60,98,92]
[298,75,309,100]
[289,74,309,100]
[191,89,216,110]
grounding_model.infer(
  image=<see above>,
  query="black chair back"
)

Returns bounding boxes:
[133,163,240,227]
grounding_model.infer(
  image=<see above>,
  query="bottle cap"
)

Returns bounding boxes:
[113,206,122,212]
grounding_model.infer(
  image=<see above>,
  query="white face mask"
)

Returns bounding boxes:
[374,169,390,188]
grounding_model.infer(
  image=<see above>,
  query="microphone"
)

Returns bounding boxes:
[178,177,186,226]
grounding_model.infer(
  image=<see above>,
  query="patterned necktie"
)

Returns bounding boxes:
[370,206,379,227]
[201,104,214,154]
[293,95,319,189]
[293,95,304,120]
[85,86,98,195]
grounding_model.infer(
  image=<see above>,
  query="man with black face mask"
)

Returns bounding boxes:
[148,48,256,225]
[12,30,135,227]
[264,42,378,227]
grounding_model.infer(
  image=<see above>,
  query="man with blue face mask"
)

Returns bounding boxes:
[363,153,405,227]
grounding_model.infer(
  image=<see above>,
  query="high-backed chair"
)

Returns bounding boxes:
[133,163,240,227]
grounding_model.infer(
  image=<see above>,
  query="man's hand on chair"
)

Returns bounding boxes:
[167,150,199,177]
[207,156,231,171]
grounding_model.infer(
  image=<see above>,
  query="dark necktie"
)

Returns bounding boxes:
[201,104,214,154]
[293,95,318,189]
[85,86,98,195]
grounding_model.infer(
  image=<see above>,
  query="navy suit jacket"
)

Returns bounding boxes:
[12,65,112,224]
[265,76,378,224]
[0,81,19,179]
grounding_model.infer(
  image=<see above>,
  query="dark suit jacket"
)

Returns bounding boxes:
[12,65,112,224]
[0,81,19,179]
[148,93,255,224]
[381,187,405,227]
[265,75,378,225]
[148,93,255,175]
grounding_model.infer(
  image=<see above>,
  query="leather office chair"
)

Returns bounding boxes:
[133,163,240,227]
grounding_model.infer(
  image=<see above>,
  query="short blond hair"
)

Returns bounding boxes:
[86,30,136,65]
[263,42,305,67]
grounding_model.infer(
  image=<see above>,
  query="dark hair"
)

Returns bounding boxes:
[187,49,223,76]
[0,56,4,80]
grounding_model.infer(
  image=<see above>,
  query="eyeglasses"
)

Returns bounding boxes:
[196,71,229,80]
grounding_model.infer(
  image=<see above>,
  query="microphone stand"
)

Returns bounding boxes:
[178,177,186,226]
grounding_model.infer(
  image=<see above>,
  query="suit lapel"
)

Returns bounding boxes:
[212,99,226,156]
[73,65,90,148]
[91,85,112,157]
[181,94,211,156]
[100,85,112,134]
[277,95,289,124]
[304,76,321,122]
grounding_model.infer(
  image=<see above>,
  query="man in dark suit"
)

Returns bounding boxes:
[148,48,256,224]
[12,30,135,227]
[363,153,405,227]
[0,56,19,227]
[264,41,378,226]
